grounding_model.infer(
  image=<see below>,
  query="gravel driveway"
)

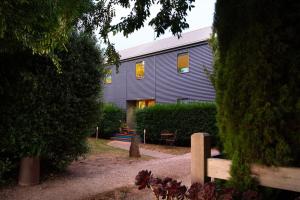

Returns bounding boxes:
[0,150,191,200]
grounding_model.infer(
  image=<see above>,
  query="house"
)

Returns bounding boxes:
[103,26,215,128]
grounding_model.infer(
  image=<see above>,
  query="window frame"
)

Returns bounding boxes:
[135,61,145,80]
[177,52,190,74]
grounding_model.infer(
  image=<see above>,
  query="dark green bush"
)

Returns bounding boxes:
[214,0,300,190]
[38,32,104,171]
[99,104,125,138]
[0,159,14,185]
[135,103,219,147]
[0,32,104,184]
[0,49,47,184]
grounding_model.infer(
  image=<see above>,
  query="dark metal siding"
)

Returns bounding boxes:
[126,57,156,100]
[103,64,127,108]
[156,44,215,103]
[103,43,215,108]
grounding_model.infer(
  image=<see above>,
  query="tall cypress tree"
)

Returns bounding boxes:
[214,0,300,189]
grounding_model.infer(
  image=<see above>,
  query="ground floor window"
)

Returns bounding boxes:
[137,99,155,109]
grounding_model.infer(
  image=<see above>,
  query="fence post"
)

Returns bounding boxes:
[96,126,99,140]
[191,132,211,184]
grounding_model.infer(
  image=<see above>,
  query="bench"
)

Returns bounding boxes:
[160,130,177,145]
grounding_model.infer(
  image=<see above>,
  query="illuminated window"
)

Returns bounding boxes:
[136,99,155,109]
[104,69,112,84]
[137,100,146,109]
[177,53,189,73]
[146,100,155,107]
[136,61,145,79]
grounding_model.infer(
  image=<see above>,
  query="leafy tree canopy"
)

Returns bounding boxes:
[0,0,195,66]
[0,0,90,53]
[0,31,104,183]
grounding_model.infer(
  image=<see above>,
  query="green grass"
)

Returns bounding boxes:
[87,138,153,160]
[139,143,190,155]
[88,138,127,155]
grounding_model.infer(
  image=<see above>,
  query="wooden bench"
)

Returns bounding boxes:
[160,130,177,145]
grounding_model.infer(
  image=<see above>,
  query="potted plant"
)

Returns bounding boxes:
[18,132,43,186]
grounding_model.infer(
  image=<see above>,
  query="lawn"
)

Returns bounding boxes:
[88,138,127,155]
[88,137,190,156]
[87,138,152,160]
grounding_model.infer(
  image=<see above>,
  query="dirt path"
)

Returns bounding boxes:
[0,153,191,200]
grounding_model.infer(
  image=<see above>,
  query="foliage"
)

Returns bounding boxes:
[1,0,196,67]
[109,0,195,38]
[0,0,92,64]
[228,152,257,192]
[88,139,127,155]
[0,0,196,185]
[135,170,260,200]
[0,49,47,184]
[207,32,219,89]
[99,104,125,138]
[0,159,13,185]
[0,31,104,183]
[258,187,300,200]
[40,32,104,171]
[135,103,219,147]
[213,0,300,190]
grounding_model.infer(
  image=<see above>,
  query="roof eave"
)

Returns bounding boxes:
[120,40,209,63]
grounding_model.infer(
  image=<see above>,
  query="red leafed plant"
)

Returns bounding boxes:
[135,170,152,190]
[135,170,260,200]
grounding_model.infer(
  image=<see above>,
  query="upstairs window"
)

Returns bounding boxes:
[104,69,112,84]
[136,61,145,79]
[177,53,189,73]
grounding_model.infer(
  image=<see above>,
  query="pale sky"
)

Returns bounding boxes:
[106,0,216,51]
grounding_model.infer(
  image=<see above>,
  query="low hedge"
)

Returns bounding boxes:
[99,103,125,138]
[135,102,219,147]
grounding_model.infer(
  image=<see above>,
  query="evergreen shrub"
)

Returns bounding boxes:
[0,32,104,184]
[135,103,219,147]
[99,104,125,138]
[214,0,300,190]
[39,32,104,171]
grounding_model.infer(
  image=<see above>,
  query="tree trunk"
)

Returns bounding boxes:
[129,135,141,158]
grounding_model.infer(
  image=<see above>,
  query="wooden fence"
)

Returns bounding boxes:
[191,133,300,192]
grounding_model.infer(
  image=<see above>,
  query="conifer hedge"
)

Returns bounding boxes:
[0,32,104,184]
[214,0,300,190]
[135,103,219,147]
[99,104,125,138]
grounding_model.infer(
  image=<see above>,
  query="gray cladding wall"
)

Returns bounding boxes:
[126,56,156,100]
[103,42,215,109]
[103,63,127,108]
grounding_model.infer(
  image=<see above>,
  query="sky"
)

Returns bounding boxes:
[106,0,216,51]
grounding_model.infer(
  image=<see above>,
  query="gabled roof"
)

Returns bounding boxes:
[119,26,212,61]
